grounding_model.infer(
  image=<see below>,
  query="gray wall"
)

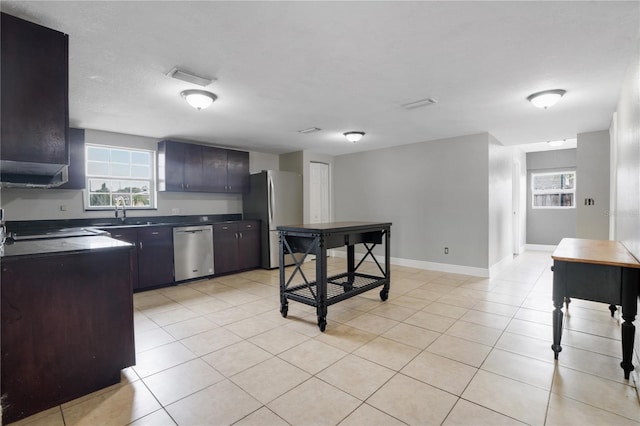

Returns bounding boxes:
[280,150,335,223]
[576,130,610,239]
[526,149,577,245]
[334,133,492,270]
[0,129,280,221]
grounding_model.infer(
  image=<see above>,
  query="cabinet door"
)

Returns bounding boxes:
[202,146,228,193]
[1,13,69,166]
[108,227,139,290]
[237,221,261,270]
[137,226,174,289]
[158,140,185,192]
[213,223,239,274]
[226,149,249,193]
[56,128,85,190]
[183,143,204,192]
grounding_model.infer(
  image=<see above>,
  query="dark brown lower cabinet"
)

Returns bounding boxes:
[1,247,135,424]
[214,221,261,275]
[109,225,174,291]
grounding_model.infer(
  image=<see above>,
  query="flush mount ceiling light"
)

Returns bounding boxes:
[527,89,566,109]
[167,67,215,87]
[343,131,365,143]
[181,90,217,110]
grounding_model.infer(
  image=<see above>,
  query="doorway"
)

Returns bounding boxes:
[309,162,330,224]
[512,159,521,255]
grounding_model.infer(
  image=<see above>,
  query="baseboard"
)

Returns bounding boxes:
[489,254,514,277]
[525,244,557,251]
[331,251,491,278]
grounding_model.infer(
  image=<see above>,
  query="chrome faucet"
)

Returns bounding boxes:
[114,196,127,222]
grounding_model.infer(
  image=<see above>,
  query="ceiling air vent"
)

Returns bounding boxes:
[401,97,439,110]
[166,67,215,87]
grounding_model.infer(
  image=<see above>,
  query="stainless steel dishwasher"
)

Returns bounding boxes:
[173,225,214,281]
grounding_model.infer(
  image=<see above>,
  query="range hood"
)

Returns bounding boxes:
[0,160,68,188]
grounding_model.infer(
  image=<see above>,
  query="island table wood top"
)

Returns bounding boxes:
[552,238,640,269]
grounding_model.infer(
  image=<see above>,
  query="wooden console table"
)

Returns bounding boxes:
[278,221,391,331]
[551,238,640,379]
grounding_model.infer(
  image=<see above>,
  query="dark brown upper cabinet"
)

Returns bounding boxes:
[1,12,70,187]
[158,140,249,193]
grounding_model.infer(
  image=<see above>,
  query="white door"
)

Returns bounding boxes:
[512,159,521,255]
[310,162,330,224]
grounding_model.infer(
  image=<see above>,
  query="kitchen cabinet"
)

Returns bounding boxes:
[109,228,139,290]
[109,226,174,290]
[226,149,250,193]
[1,247,135,424]
[213,221,261,274]
[0,12,69,186]
[158,140,249,193]
[56,128,85,190]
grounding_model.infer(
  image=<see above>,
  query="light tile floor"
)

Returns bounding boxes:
[11,250,640,425]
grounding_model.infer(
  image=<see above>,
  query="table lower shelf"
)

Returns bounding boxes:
[282,272,389,307]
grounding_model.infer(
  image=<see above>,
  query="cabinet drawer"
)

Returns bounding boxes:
[239,221,260,231]
[214,223,237,233]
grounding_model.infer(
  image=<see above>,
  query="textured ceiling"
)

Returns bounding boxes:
[2,1,638,156]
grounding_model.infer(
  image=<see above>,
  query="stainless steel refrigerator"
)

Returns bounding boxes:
[242,170,303,269]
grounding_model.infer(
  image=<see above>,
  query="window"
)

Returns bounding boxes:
[531,171,576,208]
[85,144,156,209]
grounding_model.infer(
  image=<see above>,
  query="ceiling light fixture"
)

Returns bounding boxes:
[181,90,217,110]
[548,139,565,147]
[401,97,439,110]
[298,127,322,134]
[527,89,566,109]
[343,131,365,143]
[167,67,215,87]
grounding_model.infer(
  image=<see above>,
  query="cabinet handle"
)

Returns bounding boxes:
[186,183,189,189]
[239,232,243,239]
[114,234,123,238]
[139,241,143,249]
[181,183,184,189]
[152,231,160,235]
[235,232,238,239]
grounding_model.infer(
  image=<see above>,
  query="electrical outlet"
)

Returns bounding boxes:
[444,247,449,254]
[59,204,67,211]
[171,207,180,215]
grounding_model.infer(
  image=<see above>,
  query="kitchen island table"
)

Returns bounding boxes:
[551,238,640,379]
[278,221,391,331]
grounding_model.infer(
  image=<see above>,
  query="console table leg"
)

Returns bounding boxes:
[552,303,563,359]
[621,316,635,379]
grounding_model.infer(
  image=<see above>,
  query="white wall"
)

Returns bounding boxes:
[488,134,513,267]
[0,129,280,220]
[614,39,640,260]
[576,130,610,239]
[334,133,491,272]
[612,33,640,393]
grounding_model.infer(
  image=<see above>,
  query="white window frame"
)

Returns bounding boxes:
[531,171,576,209]
[84,143,157,211]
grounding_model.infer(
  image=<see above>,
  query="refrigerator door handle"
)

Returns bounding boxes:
[268,175,274,226]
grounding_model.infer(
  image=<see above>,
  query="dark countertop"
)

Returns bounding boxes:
[6,213,243,235]
[2,235,133,258]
